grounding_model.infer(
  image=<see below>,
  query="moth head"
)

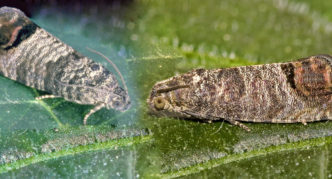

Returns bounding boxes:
[147,75,192,118]
[106,86,131,111]
[85,47,131,112]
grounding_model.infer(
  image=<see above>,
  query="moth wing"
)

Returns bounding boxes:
[292,55,332,96]
[183,110,219,121]
[0,7,33,49]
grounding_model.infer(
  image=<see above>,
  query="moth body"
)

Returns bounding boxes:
[0,7,130,124]
[148,55,332,131]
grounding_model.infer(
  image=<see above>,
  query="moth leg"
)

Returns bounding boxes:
[227,120,251,132]
[183,110,251,131]
[83,103,106,125]
[36,95,59,100]
[301,121,308,126]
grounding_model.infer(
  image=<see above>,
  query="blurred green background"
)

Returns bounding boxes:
[0,0,332,178]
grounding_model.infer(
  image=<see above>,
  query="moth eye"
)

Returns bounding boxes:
[113,96,123,106]
[154,96,166,110]
[114,101,120,107]
[91,64,100,71]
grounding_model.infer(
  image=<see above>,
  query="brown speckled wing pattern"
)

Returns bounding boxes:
[148,55,331,131]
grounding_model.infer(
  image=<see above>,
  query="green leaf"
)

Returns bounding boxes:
[0,6,151,178]
[1,0,332,177]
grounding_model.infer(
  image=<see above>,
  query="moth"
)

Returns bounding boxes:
[0,7,130,125]
[147,55,332,131]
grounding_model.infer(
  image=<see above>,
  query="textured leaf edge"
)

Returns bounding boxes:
[0,135,152,174]
[156,135,332,178]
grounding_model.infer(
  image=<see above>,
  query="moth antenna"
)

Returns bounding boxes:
[156,85,190,93]
[86,47,128,93]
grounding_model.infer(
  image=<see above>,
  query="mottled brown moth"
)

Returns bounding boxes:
[0,7,130,125]
[148,55,332,131]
